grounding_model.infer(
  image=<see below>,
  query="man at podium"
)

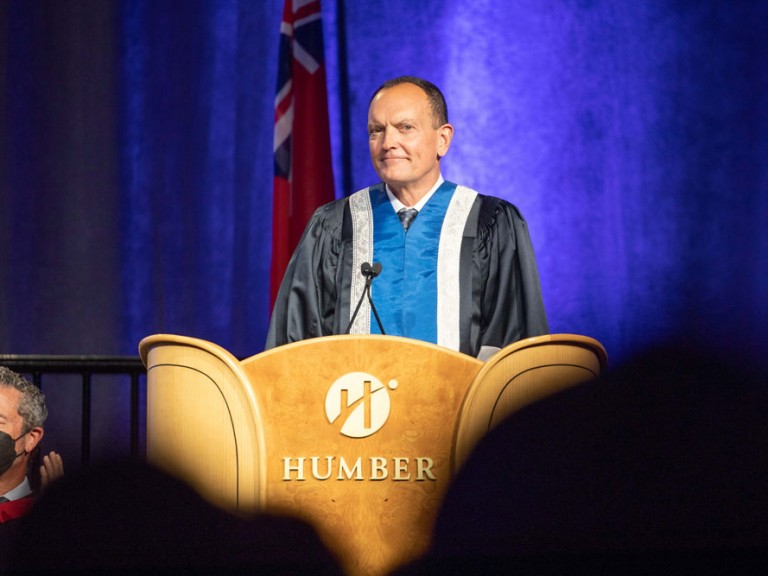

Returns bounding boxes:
[267,76,548,358]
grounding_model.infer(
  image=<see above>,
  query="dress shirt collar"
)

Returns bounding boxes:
[385,174,445,213]
[2,476,32,501]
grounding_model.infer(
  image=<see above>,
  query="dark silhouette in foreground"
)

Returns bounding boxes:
[9,460,341,575]
[399,345,768,574]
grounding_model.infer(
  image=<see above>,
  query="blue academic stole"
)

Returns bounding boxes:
[368,181,457,343]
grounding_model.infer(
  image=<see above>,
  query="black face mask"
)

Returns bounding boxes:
[0,430,26,476]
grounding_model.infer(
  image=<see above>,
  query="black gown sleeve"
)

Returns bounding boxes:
[265,199,348,349]
[471,196,548,354]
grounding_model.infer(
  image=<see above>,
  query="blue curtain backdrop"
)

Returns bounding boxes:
[3,0,767,372]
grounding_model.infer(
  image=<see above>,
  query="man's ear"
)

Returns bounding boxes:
[436,123,454,158]
[22,427,44,454]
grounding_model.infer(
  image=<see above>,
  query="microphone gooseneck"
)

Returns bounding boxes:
[344,262,386,335]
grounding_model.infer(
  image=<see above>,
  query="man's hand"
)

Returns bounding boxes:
[40,451,64,490]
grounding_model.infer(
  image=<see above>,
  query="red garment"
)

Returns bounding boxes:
[0,496,34,523]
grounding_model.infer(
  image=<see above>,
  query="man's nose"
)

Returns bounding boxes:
[381,126,397,149]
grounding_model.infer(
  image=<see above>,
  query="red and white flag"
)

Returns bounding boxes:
[271,0,335,304]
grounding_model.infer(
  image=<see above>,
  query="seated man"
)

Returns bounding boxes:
[0,366,63,523]
[268,76,548,357]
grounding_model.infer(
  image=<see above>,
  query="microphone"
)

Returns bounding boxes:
[361,261,382,280]
[345,262,386,335]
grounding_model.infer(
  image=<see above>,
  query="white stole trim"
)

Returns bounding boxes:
[437,185,477,350]
[348,188,373,334]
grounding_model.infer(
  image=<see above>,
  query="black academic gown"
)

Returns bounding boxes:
[266,186,548,358]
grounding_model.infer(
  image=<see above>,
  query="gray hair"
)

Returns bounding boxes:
[370,76,449,128]
[0,366,48,431]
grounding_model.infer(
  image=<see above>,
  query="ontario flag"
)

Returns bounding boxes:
[271,0,335,305]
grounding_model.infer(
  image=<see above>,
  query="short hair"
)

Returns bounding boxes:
[0,366,48,431]
[370,76,449,128]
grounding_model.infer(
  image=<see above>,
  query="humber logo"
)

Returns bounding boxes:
[280,372,436,481]
[325,372,398,438]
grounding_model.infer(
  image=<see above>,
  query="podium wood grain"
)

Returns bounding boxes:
[140,333,606,576]
[241,336,483,574]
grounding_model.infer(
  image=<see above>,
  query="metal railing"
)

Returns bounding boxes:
[0,355,146,466]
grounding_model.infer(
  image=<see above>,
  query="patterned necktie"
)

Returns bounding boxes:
[397,208,418,231]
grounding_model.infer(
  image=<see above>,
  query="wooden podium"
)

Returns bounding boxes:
[139,334,606,575]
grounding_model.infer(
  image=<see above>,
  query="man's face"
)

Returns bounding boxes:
[0,386,43,486]
[0,387,26,443]
[368,82,452,196]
